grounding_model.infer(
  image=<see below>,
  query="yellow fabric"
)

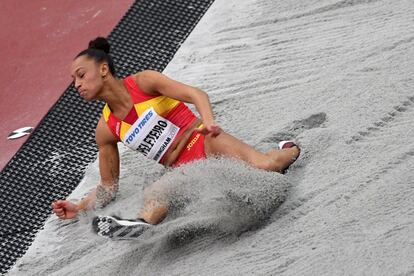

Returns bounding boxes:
[134,96,180,117]
[119,121,132,141]
[102,104,111,121]
[103,96,181,141]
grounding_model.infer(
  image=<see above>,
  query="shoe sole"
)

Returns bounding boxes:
[92,215,151,240]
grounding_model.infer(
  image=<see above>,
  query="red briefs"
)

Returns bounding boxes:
[172,130,206,167]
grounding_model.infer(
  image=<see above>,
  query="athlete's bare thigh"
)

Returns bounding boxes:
[204,131,270,167]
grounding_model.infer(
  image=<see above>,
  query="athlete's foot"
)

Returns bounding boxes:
[278,141,300,173]
[92,215,152,240]
[283,146,300,161]
[266,141,300,173]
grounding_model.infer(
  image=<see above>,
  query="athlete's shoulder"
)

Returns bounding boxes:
[132,70,164,96]
[132,70,162,81]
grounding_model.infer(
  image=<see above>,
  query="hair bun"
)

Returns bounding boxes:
[88,37,110,54]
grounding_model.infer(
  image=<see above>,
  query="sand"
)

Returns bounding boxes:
[9,0,414,275]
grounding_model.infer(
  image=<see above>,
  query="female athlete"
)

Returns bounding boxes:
[51,37,300,233]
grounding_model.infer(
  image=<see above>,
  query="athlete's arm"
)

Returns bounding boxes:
[79,116,120,210]
[134,70,221,136]
[52,117,120,219]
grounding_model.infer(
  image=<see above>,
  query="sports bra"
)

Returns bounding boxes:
[102,75,197,162]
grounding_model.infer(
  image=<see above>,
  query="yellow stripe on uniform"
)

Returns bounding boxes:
[119,121,132,141]
[102,104,111,121]
[134,96,180,117]
[103,96,180,141]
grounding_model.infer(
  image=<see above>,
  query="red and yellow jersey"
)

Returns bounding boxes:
[102,75,197,161]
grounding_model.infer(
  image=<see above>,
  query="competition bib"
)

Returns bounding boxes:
[122,108,179,162]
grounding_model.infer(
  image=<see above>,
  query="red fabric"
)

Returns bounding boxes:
[122,75,197,131]
[105,75,202,164]
[164,102,197,132]
[172,131,206,167]
[124,75,155,102]
[123,105,138,124]
[107,113,121,140]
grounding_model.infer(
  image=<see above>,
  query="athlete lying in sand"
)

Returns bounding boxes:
[51,37,300,238]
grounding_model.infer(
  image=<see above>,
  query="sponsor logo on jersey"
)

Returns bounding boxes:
[125,110,154,144]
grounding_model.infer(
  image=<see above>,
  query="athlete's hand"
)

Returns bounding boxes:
[195,123,222,137]
[51,200,79,220]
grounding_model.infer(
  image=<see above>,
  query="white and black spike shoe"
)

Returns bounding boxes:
[92,215,152,240]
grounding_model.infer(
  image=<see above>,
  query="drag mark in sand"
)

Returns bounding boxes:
[346,95,414,144]
[259,112,327,144]
[336,95,414,201]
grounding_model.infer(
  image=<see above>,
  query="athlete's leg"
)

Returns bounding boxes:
[204,131,299,172]
[137,132,299,223]
[137,180,169,224]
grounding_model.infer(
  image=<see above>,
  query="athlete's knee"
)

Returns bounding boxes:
[143,182,165,200]
[140,199,168,225]
[144,207,168,225]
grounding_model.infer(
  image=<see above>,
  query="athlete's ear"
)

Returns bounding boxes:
[100,63,110,79]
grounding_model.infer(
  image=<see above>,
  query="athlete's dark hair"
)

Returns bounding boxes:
[75,37,116,76]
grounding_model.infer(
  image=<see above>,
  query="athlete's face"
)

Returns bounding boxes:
[71,56,107,101]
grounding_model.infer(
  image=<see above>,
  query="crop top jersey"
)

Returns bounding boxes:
[102,75,197,162]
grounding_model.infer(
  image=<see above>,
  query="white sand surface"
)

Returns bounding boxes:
[10,0,414,275]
